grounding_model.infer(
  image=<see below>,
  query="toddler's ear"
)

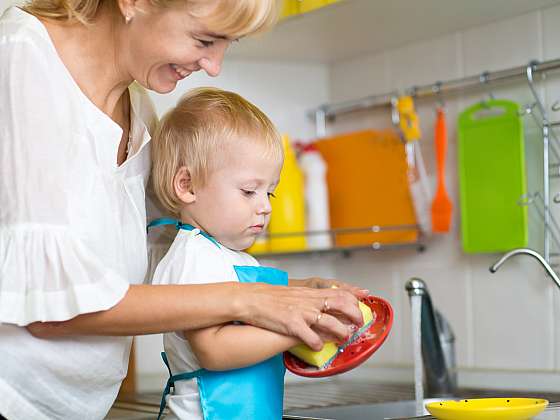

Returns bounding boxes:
[174,166,196,204]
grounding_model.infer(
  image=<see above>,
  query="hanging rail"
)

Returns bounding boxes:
[309,58,560,265]
[311,58,560,121]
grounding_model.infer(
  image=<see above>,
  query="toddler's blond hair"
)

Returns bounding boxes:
[152,87,282,214]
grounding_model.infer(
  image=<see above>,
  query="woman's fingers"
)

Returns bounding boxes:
[240,282,365,350]
[321,288,364,327]
[334,280,370,299]
[312,311,352,343]
[294,306,355,349]
[299,276,370,299]
[288,285,363,328]
[292,318,323,351]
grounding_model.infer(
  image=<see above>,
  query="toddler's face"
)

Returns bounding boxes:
[190,139,282,250]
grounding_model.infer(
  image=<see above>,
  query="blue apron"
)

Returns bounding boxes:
[148,218,288,420]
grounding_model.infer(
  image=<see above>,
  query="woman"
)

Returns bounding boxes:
[0,1,367,419]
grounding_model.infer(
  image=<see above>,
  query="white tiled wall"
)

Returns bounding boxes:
[322,5,560,389]
[147,59,329,141]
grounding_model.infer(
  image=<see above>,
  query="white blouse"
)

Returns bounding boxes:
[0,7,158,419]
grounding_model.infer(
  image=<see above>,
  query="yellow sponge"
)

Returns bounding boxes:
[358,299,374,325]
[288,300,373,368]
[288,341,339,368]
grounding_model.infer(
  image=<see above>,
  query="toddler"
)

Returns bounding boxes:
[150,87,298,420]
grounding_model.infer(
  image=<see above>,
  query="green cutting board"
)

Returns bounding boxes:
[458,99,528,253]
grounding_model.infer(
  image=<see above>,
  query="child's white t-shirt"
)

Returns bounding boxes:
[151,228,259,420]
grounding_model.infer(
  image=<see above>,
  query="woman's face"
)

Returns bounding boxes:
[123,1,232,93]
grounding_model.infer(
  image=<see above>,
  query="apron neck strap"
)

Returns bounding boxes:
[147,217,220,248]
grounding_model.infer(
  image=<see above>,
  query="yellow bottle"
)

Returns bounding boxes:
[246,233,269,255]
[269,135,307,252]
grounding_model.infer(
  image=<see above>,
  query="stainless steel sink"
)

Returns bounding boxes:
[286,398,442,420]
[288,400,560,420]
[112,381,560,420]
[284,381,560,420]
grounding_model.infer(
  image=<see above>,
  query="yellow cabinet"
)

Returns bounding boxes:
[281,0,299,19]
[298,0,330,14]
[280,0,340,20]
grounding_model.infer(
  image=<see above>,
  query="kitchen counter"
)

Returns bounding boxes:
[286,383,560,420]
[533,405,560,420]
[107,381,560,419]
[291,400,560,420]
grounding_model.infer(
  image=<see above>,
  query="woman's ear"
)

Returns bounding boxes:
[116,0,135,20]
[174,166,196,204]
[116,0,152,22]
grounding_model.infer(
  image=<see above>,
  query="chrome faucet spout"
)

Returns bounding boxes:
[489,248,560,290]
[405,278,457,397]
[405,277,428,297]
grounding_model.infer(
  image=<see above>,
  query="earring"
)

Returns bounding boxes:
[125,14,132,24]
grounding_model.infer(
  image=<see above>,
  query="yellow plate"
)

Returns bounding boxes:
[426,398,548,420]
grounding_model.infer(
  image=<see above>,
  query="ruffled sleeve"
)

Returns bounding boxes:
[0,24,129,325]
[0,226,129,325]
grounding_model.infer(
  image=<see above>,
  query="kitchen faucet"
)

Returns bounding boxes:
[489,248,560,290]
[405,278,457,397]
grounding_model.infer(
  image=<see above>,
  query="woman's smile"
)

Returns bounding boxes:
[170,63,191,80]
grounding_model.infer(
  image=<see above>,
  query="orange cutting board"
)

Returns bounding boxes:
[315,129,418,247]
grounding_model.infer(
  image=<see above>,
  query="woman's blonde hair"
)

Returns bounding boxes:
[152,87,283,215]
[24,0,280,35]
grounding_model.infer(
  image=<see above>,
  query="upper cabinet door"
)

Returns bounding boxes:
[281,0,340,19]
[281,0,300,19]
[299,0,331,14]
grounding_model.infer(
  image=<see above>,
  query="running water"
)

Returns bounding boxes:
[411,294,424,416]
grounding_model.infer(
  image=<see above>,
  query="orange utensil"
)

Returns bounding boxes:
[431,108,452,233]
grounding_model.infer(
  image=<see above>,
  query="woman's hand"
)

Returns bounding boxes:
[235,282,365,351]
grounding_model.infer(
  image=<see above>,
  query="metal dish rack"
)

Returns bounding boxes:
[250,225,425,258]
[517,61,560,265]
[303,59,560,264]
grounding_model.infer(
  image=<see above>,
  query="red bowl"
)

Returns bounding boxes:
[284,295,394,378]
